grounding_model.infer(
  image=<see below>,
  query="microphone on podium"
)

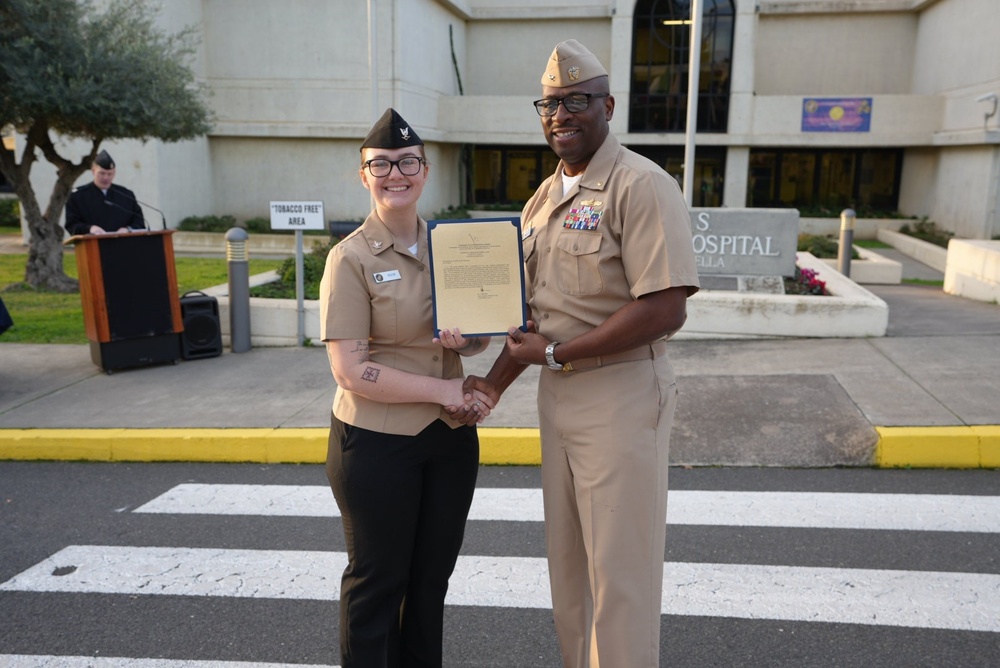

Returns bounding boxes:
[113,188,167,231]
[104,198,149,231]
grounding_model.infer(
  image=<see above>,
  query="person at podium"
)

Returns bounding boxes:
[64,150,145,235]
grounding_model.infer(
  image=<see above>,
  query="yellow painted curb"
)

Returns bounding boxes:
[0,427,542,465]
[875,426,999,469]
[110,428,331,463]
[478,428,542,465]
[0,429,122,461]
[0,428,328,463]
[5,427,995,469]
[972,426,1000,469]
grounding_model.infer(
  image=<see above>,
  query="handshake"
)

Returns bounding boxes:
[437,320,541,427]
[445,375,500,426]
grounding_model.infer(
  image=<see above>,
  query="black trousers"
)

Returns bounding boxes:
[327,415,480,668]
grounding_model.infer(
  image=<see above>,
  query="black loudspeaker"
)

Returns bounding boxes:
[180,291,223,360]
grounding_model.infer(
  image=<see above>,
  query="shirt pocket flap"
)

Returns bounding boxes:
[556,231,602,257]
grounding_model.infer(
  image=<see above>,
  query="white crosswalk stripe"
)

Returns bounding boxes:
[134,484,1000,533]
[3,544,999,632]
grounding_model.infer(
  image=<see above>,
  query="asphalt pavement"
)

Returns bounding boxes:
[1,247,998,468]
[3,461,998,667]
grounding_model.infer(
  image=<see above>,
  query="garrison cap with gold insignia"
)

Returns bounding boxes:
[94,150,115,169]
[361,108,423,151]
[541,39,608,88]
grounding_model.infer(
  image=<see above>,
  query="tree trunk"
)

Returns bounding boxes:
[0,129,91,293]
[24,215,78,293]
[17,177,79,293]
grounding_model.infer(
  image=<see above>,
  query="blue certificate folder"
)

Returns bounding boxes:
[427,217,527,337]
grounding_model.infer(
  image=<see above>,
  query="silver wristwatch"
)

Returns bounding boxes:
[545,342,564,371]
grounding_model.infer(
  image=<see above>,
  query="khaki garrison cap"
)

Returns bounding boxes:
[541,39,608,87]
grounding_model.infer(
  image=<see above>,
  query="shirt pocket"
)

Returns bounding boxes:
[522,234,537,261]
[555,231,603,296]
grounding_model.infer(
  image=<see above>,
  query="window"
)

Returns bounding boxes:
[748,149,903,214]
[471,145,725,208]
[472,146,558,205]
[630,0,735,133]
[629,145,726,207]
[469,146,726,208]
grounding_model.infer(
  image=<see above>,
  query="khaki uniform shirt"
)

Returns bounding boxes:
[521,133,700,343]
[319,212,462,436]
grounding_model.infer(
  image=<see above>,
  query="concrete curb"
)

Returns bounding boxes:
[0,428,542,466]
[2,427,997,469]
[875,426,1000,468]
[877,229,948,273]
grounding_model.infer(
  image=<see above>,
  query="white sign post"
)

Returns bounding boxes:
[269,201,325,346]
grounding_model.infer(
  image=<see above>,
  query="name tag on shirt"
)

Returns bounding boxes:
[373,270,402,283]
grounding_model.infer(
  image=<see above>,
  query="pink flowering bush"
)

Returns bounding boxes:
[784,267,828,296]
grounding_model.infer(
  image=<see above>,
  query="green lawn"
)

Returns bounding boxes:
[0,253,282,344]
[902,278,945,287]
[854,239,893,249]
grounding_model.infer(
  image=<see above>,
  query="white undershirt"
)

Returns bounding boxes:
[561,170,583,198]
[408,242,418,255]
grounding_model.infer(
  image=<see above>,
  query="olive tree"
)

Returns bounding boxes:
[0,0,212,292]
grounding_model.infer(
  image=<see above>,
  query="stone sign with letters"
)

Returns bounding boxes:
[689,208,799,277]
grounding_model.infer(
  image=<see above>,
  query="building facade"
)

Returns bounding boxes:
[22,0,1000,239]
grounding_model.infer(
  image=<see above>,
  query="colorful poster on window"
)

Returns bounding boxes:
[801,98,872,132]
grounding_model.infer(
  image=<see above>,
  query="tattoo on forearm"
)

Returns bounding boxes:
[361,366,380,383]
[350,340,370,365]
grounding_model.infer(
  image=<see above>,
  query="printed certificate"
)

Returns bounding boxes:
[427,217,527,337]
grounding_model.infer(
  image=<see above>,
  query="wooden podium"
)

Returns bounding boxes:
[68,230,183,372]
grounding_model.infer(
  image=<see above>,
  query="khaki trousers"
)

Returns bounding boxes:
[537,355,677,668]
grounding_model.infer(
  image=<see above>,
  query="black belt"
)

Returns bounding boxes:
[556,341,668,373]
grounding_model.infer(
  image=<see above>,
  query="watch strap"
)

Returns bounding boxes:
[545,342,563,370]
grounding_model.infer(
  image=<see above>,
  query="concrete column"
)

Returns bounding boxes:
[988,145,1000,239]
[724,147,750,208]
[726,0,758,138]
[722,2,757,208]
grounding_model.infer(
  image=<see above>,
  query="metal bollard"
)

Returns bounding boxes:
[226,227,252,353]
[837,208,857,277]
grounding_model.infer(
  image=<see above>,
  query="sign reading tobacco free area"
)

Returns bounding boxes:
[269,201,325,231]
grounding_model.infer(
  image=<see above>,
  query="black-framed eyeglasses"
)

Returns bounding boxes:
[532,93,609,117]
[363,157,425,177]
